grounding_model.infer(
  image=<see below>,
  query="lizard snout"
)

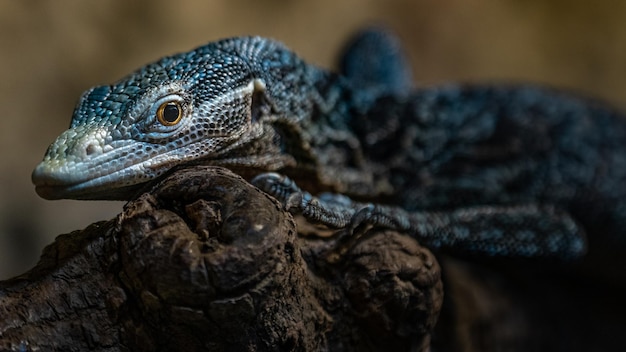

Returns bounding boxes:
[32,126,111,199]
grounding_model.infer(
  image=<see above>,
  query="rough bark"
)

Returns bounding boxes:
[0,166,443,351]
[4,166,626,351]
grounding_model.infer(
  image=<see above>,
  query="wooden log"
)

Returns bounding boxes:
[0,166,442,351]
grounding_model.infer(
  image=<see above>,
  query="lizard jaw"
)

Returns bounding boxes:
[31,161,155,200]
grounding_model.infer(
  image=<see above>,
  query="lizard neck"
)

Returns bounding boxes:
[253,53,381,196]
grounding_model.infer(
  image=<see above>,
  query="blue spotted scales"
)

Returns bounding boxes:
[33,29,626,259]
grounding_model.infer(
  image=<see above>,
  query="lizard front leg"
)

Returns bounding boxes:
[252,173,586,260]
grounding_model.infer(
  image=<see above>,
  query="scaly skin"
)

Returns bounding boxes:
[33,30,626,259]
[32,36,346,200]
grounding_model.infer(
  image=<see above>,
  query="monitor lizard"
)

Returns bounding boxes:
[32,29,626,259]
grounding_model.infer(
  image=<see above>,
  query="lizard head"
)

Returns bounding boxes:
[32,37,319,200]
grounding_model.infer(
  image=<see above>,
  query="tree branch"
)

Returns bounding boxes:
[0,166,442,351]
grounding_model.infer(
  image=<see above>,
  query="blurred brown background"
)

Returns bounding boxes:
[1,0,625,279]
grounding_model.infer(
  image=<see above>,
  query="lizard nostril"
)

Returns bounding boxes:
[85,144,97,156]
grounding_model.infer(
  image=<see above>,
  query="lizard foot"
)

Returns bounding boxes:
[252,173,586,259]
[252,173,355,228]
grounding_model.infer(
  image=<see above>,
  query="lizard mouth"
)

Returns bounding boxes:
[32,165,83,200]
[31,137,183,200]
[31,141,230,200]
[32,163,151,200]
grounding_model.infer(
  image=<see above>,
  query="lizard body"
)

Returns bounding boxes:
[33,30,626,259]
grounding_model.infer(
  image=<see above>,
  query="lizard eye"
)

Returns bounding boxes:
[156,101,183,126]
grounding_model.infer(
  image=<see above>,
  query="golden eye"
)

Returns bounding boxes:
[156,101,183,126]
